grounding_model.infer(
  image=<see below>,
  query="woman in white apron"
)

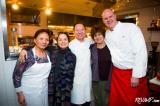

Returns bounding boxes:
[13,29,52,106]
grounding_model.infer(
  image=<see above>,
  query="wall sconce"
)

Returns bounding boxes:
[11,3,19,10]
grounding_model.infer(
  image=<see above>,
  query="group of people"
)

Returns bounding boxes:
[13,8,150,106]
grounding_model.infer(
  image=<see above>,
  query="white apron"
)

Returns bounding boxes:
[69,38,92,104]
[21,48,51,106]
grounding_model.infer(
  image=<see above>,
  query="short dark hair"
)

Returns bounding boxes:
[90,25,106,40]
[34,29,52,39]
[57,32,70,42]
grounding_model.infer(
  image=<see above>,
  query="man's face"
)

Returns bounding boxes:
[102,9,117,30]
[74,24,86,41]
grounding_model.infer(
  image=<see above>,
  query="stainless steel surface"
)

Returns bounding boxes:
[1,0,10,60]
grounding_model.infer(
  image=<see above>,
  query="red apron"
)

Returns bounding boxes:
[109,66,150,106]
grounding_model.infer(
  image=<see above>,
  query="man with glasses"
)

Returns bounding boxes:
[102,9,150,106]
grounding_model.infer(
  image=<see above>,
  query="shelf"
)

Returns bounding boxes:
[147,27,160,31]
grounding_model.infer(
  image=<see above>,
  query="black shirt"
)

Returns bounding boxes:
[97,45,111,80]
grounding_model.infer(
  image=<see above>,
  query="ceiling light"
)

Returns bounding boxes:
[12,3,19,10]
[127,0,131,3]
[45,8,52,15]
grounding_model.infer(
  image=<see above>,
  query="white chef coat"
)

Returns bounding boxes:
[69,38,92,104]
[105,21,147,78]
[21,48,51,106]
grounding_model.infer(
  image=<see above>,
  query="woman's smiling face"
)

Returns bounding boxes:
[57,33,69,49]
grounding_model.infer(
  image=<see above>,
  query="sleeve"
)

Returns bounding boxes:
[62,55,76,101]
[63,53,76,101]
[48,66,55,105]
[48,67,54,95]
[23,45,33,51]
[130,25,148,78]
[12,60,26,92]
[46,46,56,54]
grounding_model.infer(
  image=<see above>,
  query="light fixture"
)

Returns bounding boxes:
[127,0,131,3]
[11,3,19,10]
[45,8,52,15]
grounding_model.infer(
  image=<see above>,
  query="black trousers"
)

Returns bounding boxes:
[71,102,90,106]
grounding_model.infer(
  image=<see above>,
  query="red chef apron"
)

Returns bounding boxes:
[109,66,150,106]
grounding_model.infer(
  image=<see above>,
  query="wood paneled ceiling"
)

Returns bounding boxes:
[6,0,160,17]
